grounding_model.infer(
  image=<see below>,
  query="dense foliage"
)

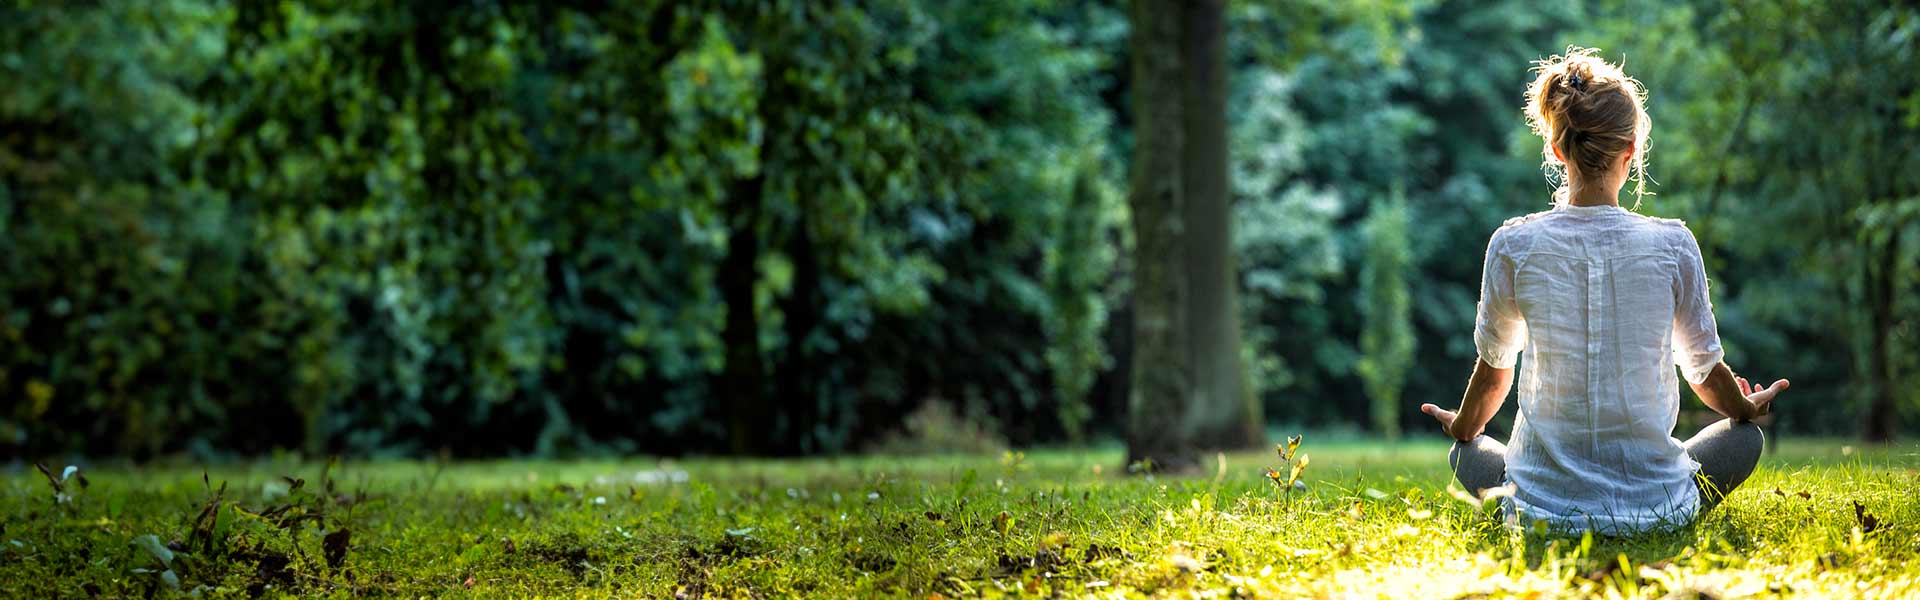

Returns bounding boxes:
[2,0,1126,456]
[2,0,1914,456]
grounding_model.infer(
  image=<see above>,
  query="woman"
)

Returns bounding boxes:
[1417,48,1789,534]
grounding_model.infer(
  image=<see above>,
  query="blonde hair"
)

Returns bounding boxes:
[1525,47,1652,207]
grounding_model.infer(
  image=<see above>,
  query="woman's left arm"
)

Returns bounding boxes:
[1421,358,1513,441]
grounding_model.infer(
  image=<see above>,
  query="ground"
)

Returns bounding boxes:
[1,437,1916,598]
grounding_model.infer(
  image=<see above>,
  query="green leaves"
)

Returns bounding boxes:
[0,0,1126,458]
[131,534,174,567]
[130,534,180,590]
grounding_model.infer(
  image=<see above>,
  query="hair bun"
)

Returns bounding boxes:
[1523,46,1653,203]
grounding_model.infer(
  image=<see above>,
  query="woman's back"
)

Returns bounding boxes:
[1477,203,1722,531]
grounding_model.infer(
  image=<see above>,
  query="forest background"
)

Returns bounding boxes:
[3,0,1915,459]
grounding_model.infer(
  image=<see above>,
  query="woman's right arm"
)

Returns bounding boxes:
[1672,227,1787,421]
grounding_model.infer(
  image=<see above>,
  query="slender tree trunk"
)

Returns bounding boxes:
[1864,229,1899,442]
[720,174,767,455]
[1179,0,1260,449]
[777,219,822,454]
[1125,0,1197,472]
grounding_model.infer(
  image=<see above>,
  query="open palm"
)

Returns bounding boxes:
[1418,403,1463,440]
[1736,376,1789,417]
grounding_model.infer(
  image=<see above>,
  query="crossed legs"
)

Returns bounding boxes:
[1447,419,1765,509]
[1448,434,1508,495]
[1683,418,1766,507]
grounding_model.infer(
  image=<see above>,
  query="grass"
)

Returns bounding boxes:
[2,438,1916,598]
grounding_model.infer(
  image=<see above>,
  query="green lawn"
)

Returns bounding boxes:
[3,438,1916,598]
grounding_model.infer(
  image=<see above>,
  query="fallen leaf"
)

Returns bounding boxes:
[1040,531,1070,550]
[323,528,351,570]
[1853,501,1879,533]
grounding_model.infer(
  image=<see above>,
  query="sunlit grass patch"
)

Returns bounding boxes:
[1,440,1915,597]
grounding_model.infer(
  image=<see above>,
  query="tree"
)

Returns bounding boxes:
[1126,0,1197,471]
[1358,194,1414,440]
[1181,0,1264,450]
[1127,0,1260,470]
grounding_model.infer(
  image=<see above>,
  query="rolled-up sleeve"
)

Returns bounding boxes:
[1671,228,1725,384]
[1473,232,1527,368]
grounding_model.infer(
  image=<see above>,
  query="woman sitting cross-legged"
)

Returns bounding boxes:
[1417,47,1789,535]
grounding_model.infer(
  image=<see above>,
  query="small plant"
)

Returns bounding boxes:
[1264,435,1310,493]
[34,463,87,504]
[1000,450,1030,474]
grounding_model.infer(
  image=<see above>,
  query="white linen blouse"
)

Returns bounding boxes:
[1474,203,1726,534]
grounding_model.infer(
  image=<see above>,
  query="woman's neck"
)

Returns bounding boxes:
[1566,180,1622,207]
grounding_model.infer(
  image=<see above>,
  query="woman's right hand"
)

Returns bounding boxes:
[1735,376,1789,420]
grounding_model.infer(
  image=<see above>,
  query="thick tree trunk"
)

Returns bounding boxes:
[1179,0,1261,450]
[1863,229,1899,442]
[719,174,768,455]
[1125,0,1197,473]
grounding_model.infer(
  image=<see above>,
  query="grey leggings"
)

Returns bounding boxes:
[1449,418,1765,509]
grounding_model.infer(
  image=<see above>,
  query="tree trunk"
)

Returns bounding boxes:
[1864,228,1899,442]
[1125,0,1197,473]
[1179,0,1261,450]
[719,174,768,455]
[776,219,823,454]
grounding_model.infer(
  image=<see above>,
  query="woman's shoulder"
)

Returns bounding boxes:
[1488,207,1698,253]
[1624,211,1699,243]
[1495,209,1556,235]
[1490,209,1555,245]
[1616,211,1707,259]
[1500,210,1554,229]
[1624,209,1690,229]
